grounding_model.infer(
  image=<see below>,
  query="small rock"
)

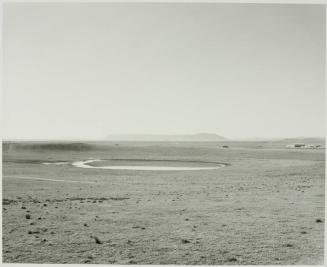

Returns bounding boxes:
[21,206,26,209]
[228,257,237,262]
[25,214,31,219]
[43,204,47,207]
[28,230,40,234]
[181,239,190,244]
[84,223,88,227]
[300,231,307,234]
[316,219,323,223]
[91,236,102,244]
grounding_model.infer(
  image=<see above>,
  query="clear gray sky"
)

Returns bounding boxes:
[3,3,325,140]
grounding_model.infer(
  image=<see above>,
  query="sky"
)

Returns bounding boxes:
[2,3,325,140]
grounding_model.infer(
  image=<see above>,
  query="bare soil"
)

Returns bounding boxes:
[2,141,325,264]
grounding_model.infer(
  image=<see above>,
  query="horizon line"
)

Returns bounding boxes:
[2,136,326,142]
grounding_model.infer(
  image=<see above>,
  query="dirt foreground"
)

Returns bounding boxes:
[2,142,325,264]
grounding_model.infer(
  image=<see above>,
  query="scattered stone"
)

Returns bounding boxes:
[181,239,191,244]
[129,260,137,264]
[222,224,227,227]
[21,206,26,209]
[38,217,42,220]
[25,214,31,219]
[228,257,237,262]
[43,204,47,207]
[110,197,129,201]
[316,219,323,223]
[28,230,41,234]
[300,231,307,234]
[283,244,293,247]
[185,218,189,221]
[30,222,35,225]
[91,236,102,244]
[84,223,88,227]
[3,199,16,205]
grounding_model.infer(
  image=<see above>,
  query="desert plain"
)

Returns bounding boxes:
[2,140,325,264]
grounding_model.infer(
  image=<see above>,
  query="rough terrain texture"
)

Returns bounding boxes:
[2,141,325,264]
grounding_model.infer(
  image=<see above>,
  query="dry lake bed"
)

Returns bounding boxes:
[2,140,325,264]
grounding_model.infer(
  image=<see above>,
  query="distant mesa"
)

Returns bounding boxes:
[106,133,227,141]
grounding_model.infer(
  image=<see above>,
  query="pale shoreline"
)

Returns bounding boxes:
[71,159,226,171]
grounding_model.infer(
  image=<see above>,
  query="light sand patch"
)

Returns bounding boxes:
[72,159,225,171]
[42,162,70,165]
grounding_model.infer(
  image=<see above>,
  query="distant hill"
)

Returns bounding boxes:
[106,133,227,141]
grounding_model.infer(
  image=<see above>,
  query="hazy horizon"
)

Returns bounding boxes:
[3,132,325,142]
[3,3,325,140]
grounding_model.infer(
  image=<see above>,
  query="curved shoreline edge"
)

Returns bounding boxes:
[71,159,228,171]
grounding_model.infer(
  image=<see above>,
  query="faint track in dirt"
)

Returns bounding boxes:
[3,176,96,184]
